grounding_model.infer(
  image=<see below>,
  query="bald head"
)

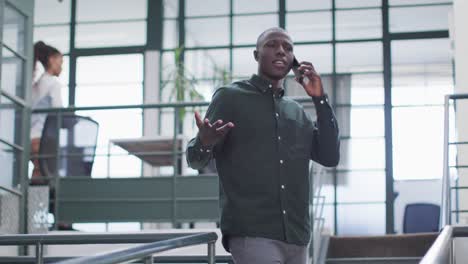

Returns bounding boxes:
[256,27,292,50]
[254,27,295,81]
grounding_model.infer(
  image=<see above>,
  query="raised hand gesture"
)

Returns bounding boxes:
[194,111,235,147]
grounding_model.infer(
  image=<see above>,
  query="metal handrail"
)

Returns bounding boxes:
[0,232,217,264]
[31,97,315,114]
[53,233,217,264]
[447,94,468,100]
[0,185,22,197]
[32,102,210,113]
[420,225,468,264]
[420,226,453,264]
[441,95,451,227]
[0,232,213,245]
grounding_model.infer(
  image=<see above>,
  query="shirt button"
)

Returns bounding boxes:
[275,113,279,118]
[320,100,324,104]
[280,160,284,164]
[281,185,285,189]
[283,210,286,215]
[278,136,281,140]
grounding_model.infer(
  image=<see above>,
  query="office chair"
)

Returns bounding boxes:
[39,114,99,180]
[403,203,440,233]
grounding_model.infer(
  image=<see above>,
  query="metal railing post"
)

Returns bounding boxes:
[35,242,43,264]
[172,107,179,227]
[208,242,216,264]
[442,95,451,227]
[450,238,455,264]
[107,141,111,178]
[53,111,63,230]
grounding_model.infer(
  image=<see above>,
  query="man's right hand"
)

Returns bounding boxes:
[195,111,235,147]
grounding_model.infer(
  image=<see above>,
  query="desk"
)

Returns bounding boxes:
[111,136,186,167]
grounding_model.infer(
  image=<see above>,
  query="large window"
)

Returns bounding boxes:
[389,0,453,181]
[75,0,147,48]
[75,54,144,178]
[392,38,453,180]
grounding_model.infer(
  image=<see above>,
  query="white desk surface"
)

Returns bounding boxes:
[111,135,187,167]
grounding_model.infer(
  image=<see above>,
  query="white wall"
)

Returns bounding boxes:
[142,50,161,177]
[454,237,468,263]
[450,2,468,260]
[453,0,468,224]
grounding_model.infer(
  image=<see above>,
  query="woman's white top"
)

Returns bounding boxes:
[30,72,63,139]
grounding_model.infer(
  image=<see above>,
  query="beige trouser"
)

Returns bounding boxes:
[229,237,308,264]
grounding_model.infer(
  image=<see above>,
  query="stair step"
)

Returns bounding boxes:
[326,257,421,264]
[327,232,438,259]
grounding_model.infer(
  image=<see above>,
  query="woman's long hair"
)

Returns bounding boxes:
[33,41,61,70]
[33,41,61,83]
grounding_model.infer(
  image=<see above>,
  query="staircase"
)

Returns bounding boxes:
[324,232,438,264]
[309,165,439,264]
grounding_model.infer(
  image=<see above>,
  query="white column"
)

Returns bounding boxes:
[141,50,162,230]
[142,50,161,177]
[453,0,468,224]
[141,51,174,230]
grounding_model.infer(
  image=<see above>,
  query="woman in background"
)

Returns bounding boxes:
[30,41,63,184]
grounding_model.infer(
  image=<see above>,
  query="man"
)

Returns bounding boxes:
[186,27,340,264]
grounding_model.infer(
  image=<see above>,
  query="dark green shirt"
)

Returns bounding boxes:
[186,74,340,251]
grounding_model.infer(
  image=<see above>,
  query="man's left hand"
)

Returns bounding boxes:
[295,61,324,97]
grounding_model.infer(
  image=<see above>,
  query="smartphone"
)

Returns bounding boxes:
[292,57,309,85]
[292,57,302,83]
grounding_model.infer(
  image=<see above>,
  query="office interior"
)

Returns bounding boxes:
[1,0,468,263]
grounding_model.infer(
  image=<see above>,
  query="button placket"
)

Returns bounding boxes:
[273,95,288,235]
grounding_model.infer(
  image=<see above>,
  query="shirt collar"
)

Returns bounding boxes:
[249,74,285,98]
